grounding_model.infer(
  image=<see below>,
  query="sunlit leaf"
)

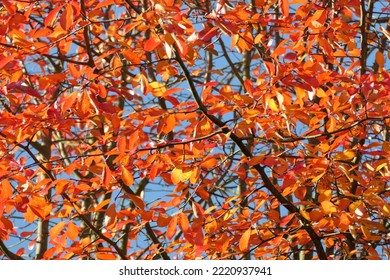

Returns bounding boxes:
[239,228,251,252]
[167,215,178,240]
[122,166,134,186]
[334,149,355,161]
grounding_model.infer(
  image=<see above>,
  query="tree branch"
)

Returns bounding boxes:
[173,44,328,260]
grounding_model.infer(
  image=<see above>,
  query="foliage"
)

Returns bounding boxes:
[0,0,390,260]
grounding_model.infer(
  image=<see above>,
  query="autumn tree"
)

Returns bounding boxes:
[0,0,389,260]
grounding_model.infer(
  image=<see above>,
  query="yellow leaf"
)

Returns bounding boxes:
[223,207,238,221]
[383,204,390,218]
[318,189,332,202]
[171,167,182,185]
[334,149,355,161]
[321,201,337,214]
[171,167,193,184]
[375,161,387,172]
[311,171,326,183]
[300,210,310,221]
[268,98,279,112]
[149,81,166,97]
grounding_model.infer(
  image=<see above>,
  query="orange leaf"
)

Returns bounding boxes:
[0,179,13,199]
[67,222,79,240]
[361,225,371,239]
[61,91,78,112]
[174,37,188,57]
[204,216,218,234]
[102,165,112,187]
[321,201,337,214]
[239,228,251,252]
[122,50,141,64]
[264,60,275,76]
[280,0,290,17]
[96,252,117,260]
[190,166,200,184]
[164,0,175,6]
[178,212,189,232]
[79,92,91,116]
[200,157,217,169]
[44,5,62,27]
[375,51,385,68]
[122,166,134,186]
[144,37,162,52]
[162,114,176,134]
[50,221,65,239]
[171,167,193,184]
[60,5,73,31]
[28,205,45,220]
[167,215,178,240]
[127,194,145,210]
[94,198,111,212]
[280,213,295,227]
[157,214,171,227]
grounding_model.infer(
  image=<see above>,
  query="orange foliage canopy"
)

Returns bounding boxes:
[0,0,389,260]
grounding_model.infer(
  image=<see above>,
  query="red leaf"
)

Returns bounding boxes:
[0,55,13,70]
[14,196,29,213]
[2,0,17,14]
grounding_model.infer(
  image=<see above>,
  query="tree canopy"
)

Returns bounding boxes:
[0,0,389,260]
